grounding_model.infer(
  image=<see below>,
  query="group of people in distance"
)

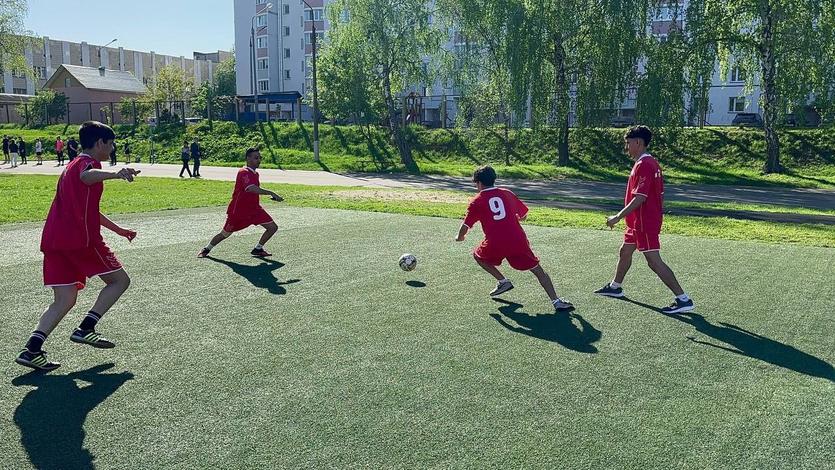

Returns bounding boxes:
[2,135,46,167]
[14,121,692,372]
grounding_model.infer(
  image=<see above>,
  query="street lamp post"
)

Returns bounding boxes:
[302,0,320,162]
[251,3,272,122]
[98,38,117,66]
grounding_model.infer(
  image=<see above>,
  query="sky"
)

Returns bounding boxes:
[25,0,235,58]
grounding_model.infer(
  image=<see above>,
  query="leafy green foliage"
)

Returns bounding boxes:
[19,90,67,126]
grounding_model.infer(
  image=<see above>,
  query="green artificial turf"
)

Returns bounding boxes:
[0,206,832,468]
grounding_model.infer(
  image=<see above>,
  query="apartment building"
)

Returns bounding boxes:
[3,36,229,97]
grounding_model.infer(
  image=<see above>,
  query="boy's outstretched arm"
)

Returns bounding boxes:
[455,223,469,241]
[81,167,140,185]
[100,213,136,241]
[606,194,646,228]
[245,184,283,201]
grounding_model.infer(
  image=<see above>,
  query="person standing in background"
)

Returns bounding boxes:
[179,140,192,177]
[110,141,117,166]
[124,141,131,164]
[190,137,201,178]
[3,135,9,164]
[9,137,18,167]
[18,137,27,165]
[35,138,43,165]
[55,136,65,166]
[67,137,79,162]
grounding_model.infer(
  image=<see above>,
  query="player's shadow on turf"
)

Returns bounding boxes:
[11,363,134,470]
[490,299,601,353]
[406,280,426,288]
[619,298,835,382]
[207,256,301,295]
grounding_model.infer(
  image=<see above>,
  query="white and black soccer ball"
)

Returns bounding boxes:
[399,253,417,271]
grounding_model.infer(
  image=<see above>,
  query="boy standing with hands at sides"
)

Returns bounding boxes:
[15,121,141,371]
[198,148,283,258]
[455,165,573,312]
[594,125,694,314]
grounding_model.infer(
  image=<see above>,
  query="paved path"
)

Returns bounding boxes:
[3,162,833,223]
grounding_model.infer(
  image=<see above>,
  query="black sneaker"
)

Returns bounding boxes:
[594,283,624,298]
[197,248,211,258]
[251,248,272,257]
[661,298,695,314]
[70,329,116,349]
[489,280,514,297]
[553,298,575,312]
[15,349,61,371]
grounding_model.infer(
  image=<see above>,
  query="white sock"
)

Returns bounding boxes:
[499,278,509,284]
[676,293,690,302]
[610,281,622,289]
[204,243,214,250]
[255,244,264,250]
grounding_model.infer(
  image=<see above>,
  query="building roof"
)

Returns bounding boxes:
[45,64,147,94]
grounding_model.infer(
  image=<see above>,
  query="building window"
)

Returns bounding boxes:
[731,67,746,82]
[255,0,267,4]
[257,58,269,70]
[256,14,268,27]
[284,26,290,36]
[305,32,324,45]
[283,4,290,14]
[13,87,27,94]
[33,66,47,79]
[305,8,323,21]
[258,79,269,92]
[284,48,291,58]
[64,77,71,87]
[256,36,268,48]
[729,97,746,112]
[284,69,291,80]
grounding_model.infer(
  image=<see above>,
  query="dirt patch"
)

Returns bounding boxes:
[327,189,470,204]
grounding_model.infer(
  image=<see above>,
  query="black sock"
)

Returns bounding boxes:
[78,311,102,331]
[25,331,47,353]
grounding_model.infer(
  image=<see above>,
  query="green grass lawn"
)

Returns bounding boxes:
[2,173,834,248]
[0,206,832,468]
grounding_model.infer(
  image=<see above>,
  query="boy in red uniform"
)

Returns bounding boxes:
[455,165,573,312]
[16,121,140,371]
[594,125,694,314]
[198,148,283,258]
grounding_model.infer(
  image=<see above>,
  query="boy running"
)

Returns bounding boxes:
[594,125,694,314]
[455,165,573,312]
[198,148,283,258]
[16,121,140,371]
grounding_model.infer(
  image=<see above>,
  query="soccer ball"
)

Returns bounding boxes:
[399,253,417,271]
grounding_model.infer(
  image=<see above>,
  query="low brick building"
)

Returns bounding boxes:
[43,64,147,123]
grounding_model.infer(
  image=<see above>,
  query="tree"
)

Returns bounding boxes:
[214,56,236,96]
[20,89,67,126]
[0,0,33,83]
[323,0,443,168]
[118,97,154,124]
[146,63,194,102]
[685,0,835,173]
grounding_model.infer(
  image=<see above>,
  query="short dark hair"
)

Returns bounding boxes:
[245,147,260,159]
[625,125,652,146]
[473,165,497,187]
[79,121,116,149]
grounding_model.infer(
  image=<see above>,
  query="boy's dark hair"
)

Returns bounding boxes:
[245,147,260,158]
[472,165,497,187]
[625,125,652,146]
[79,121,116,149]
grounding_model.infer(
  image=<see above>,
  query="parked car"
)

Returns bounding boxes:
[731,112,763,127]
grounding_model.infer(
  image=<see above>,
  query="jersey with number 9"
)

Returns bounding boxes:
[463,187,530,245]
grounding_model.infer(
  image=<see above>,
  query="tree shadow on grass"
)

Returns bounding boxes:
[490,299,601,353]
[12,363,134,470]
[618,297,835,382]
[206,256,301,295]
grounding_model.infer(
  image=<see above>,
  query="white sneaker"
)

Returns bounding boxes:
[553,297,575,312]
[489,280,514,297]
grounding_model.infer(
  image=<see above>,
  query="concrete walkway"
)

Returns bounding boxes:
[3,161,833,223]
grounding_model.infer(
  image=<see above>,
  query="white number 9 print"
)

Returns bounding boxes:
[488,197,506,220]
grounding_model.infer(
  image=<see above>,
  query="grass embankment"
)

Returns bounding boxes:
[1,174,832,247]
[2,121,833,188]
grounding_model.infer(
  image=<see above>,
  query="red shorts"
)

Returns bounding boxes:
[474,240,540,271]
[223,207,274,233]
[43,243,123,290]
[624,228,661,252]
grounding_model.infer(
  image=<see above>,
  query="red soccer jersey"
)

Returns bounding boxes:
[625,154,664,233]
[227,167,262,217]
[463,187,530,245]
[40,154,104,251]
